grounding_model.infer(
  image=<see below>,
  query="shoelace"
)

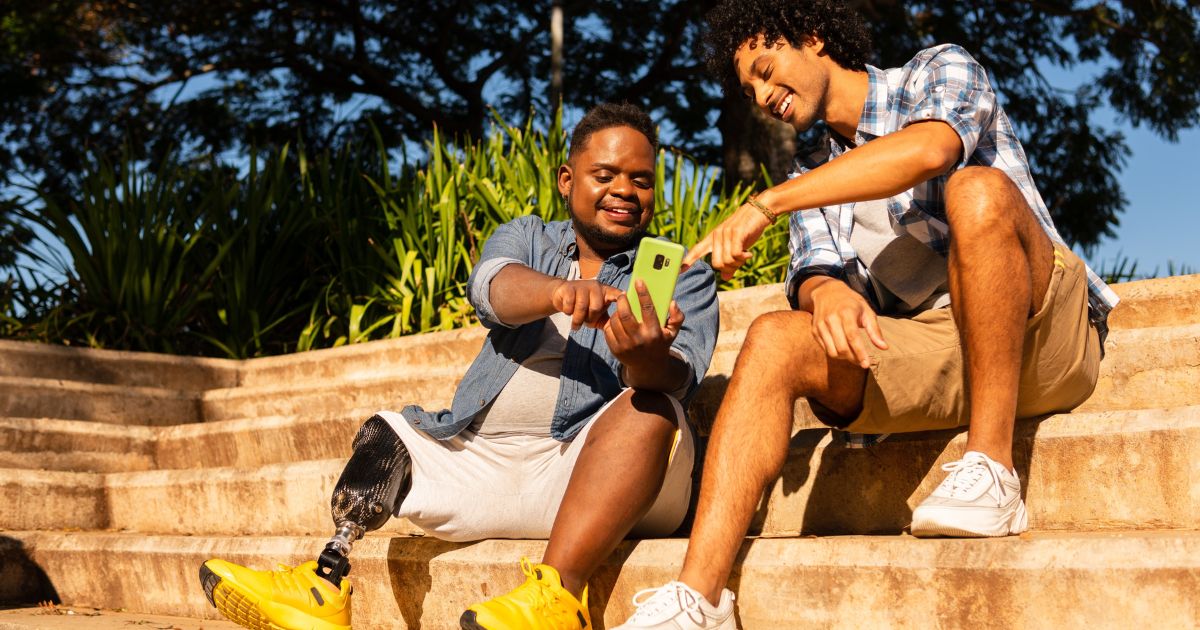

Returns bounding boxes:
[939,453,1007,506]
[629,582,706,626]
[513,558,577,625]
[273,563,338,608]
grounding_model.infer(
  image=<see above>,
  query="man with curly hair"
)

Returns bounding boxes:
[614,1,1117,627]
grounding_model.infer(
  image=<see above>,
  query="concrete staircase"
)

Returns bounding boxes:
[1,276,1198,629]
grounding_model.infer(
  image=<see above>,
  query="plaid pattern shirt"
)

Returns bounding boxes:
[783,45,1120,447]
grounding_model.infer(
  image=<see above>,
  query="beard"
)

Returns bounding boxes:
[571,213,647,253]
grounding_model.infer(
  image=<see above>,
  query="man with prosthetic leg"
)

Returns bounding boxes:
[615,2,1119,628]
[198,102,719,630]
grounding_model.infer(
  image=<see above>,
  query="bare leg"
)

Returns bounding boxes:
[678,311,867,604]
[542,389,679,597]
[945,166,1055,470]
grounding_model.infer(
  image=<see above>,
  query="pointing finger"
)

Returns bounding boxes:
[682,234,713,269]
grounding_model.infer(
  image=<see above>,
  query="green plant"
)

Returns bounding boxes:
[2,110,811,357]
[12,153,234,353]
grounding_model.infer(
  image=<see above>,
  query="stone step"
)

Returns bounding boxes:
[194,319,1200,427]
[197,366,464,423]
[5,319,1197,476]
[0,469,105,531]
[0,607,240,630]
[235,326,488,389]
[6,321,1198,472]
[2,278,1196,427]
[189,272,1200,399]
[754,405,1200,536]
[640,273,1200,343]
[155,412,363,471]
[1,531,1195,628]
[0,418,155,473]
[0,339,239,391]
[5,405,1195,537]
[0,378,200,426]
[0,274,1192,400]
[1105,272,1200,330]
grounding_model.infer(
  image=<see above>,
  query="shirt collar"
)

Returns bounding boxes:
[856,65,891,142]
[558,220,637,268]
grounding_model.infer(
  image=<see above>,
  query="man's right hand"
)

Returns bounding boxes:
[807,278,888,369]
[550,279,625,330]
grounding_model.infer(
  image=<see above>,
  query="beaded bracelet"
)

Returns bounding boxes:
[748,196,779,224]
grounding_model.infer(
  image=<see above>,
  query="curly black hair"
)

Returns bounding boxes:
[568,102,658,161]
[703,0,873,89]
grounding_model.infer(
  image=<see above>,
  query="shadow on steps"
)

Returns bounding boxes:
[0,536,59,606]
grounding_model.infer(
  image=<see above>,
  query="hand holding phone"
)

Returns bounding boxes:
[628,238,684,327]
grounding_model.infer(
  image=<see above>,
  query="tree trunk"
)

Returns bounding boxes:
[717,90,797,188]
[550,0,564,110]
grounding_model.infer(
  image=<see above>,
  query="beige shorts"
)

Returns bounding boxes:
[819,243,1102,434]
[376,391,694,542]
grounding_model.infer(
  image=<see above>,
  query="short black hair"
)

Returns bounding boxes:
[568,102,658,161]
[703,0,873,90]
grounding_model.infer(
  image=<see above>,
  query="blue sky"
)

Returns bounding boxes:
[1081,123,1199,275]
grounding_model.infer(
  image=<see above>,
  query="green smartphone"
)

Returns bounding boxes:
[628,238,686,327]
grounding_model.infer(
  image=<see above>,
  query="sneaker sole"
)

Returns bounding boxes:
[198,562,350,630]
[200,563,286,630]
[910,501,1029,538]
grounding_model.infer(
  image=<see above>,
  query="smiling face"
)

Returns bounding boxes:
[558,125,656,258]
[734,35,830,133]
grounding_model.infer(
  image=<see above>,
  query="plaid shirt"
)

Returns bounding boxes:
[784,44,1119,340]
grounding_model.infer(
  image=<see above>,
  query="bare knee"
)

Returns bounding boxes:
[737,310,828,395]
[945,166,1027,238]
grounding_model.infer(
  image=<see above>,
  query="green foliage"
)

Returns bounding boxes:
[1094,253,1197,285]
[11,154,233,353]
[4,1,1198,253]
[4,112,780,357]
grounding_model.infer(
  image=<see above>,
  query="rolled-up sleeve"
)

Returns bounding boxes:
[666,259,720,402]
[902,44,996,168]
[782,149,849,309]
[467,216,537,329]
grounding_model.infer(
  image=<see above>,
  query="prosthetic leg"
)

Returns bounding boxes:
[315,414,412,585]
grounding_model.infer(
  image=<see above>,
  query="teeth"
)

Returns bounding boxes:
[777,93,793,116]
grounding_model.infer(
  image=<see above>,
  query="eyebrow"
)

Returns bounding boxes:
[589,162,654,178]
[750,54,769,76]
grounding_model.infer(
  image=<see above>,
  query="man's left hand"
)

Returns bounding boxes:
[603,279,684,371]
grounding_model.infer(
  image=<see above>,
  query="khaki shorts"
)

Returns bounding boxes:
[818,244,1102,434]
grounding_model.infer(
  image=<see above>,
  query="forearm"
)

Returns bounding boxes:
[797,274,845,314]
[758,122,961,215]
[622,352,691,394]
[487,264,563,325]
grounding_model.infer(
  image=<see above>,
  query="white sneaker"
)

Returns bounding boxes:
[612,581,737,629]
[910,450,1029,537]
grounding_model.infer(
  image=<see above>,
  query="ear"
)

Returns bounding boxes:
[557,163,573,198]
[806,35,826,56]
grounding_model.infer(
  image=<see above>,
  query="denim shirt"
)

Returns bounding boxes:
[401,216,720,442]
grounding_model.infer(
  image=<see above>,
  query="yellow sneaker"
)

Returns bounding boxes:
[460,559,591,629]
[199,558,351,630]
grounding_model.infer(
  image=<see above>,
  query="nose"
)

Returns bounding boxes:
[609,174,635,198]
[753,81,773,111]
